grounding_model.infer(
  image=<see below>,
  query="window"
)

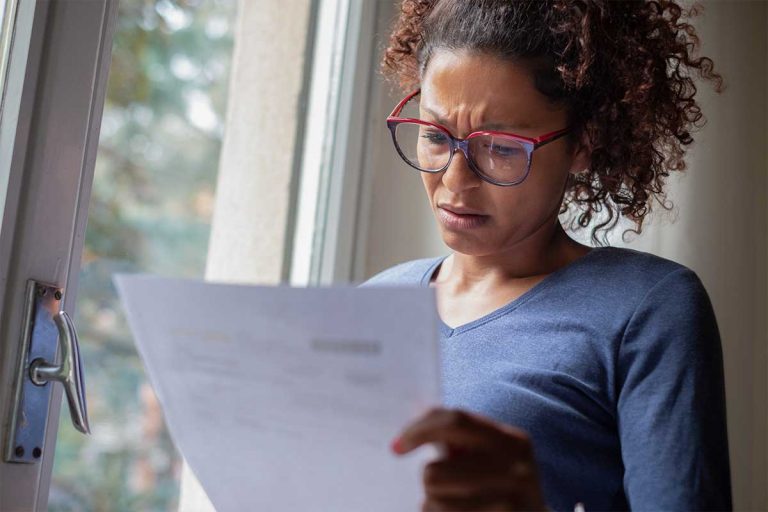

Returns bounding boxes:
[0,0,17,111]
[50,2,238,510]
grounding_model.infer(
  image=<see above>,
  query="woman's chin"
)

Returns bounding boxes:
[439,230,495,256]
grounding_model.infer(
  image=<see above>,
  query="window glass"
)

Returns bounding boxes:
[49,1,237,510]
[0,0,16,117]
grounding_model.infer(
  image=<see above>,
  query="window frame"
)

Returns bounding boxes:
[0,1,118,509]
[289,0,379,286]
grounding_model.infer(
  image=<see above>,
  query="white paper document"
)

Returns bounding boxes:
[115,275,441,512]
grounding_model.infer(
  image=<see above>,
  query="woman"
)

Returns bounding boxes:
[362,0,731,510]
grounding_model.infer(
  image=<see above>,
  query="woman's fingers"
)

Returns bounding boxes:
[421,455,547,511]
[393,407,532,456]
[391,408,548,511]
[422,454,528,499]
[421,495,512,512]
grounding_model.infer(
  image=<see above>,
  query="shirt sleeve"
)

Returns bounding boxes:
[617,267,732,511]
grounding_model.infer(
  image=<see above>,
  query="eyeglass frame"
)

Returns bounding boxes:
[386,88,572,186]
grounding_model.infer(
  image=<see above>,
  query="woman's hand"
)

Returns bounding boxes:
[391,407,549,512]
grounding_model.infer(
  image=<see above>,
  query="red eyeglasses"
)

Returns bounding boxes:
[386,89,571,186]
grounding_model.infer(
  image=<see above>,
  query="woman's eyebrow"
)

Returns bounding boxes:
[421,104,532,132]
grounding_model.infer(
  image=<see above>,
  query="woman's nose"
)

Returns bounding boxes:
[441,148,482,193]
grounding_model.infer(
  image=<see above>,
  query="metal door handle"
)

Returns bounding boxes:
[29,310,90,434]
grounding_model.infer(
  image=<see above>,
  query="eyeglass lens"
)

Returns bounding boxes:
[393,122,530,183]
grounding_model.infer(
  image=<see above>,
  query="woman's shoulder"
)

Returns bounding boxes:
[358,256,445,287]
[582,245,712,315]
[359,246,711,304]
[587,245,700,287]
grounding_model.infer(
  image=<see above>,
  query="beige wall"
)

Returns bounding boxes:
[674,4,767,508]
[359,1,767,510]
[358,1,446,278]
[204,0,312,285]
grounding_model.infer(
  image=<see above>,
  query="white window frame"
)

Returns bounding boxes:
[289,0,379,286]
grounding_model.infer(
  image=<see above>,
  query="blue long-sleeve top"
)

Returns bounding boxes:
[361,246,732,511]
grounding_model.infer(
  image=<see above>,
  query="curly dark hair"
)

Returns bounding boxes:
[381,0,724,246]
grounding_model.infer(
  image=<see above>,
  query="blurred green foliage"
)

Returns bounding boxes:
[50,1,237,510]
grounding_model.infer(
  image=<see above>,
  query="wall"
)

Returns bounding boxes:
[204,0,313,285]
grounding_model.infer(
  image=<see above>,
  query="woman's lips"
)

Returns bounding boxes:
[437,205,490,230]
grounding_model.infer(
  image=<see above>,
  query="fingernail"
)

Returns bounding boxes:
[390,437,404,454]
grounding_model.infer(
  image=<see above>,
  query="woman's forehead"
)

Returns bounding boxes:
[419,49,566,130]
[418,98,534,133]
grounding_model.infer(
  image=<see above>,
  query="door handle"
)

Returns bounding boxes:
[29,310,90,434]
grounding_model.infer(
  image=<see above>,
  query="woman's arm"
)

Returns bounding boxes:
[617,267,732,510]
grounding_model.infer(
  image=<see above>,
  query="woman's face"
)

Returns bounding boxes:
[418,49,587,257]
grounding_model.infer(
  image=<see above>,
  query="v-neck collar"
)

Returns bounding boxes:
[420,247,612,337]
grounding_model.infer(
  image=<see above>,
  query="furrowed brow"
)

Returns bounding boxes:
[421,105,532,133]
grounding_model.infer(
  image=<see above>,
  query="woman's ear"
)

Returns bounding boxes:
[568,131,591,175]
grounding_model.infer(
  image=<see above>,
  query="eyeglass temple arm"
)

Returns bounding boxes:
[532,128,571,148]
[389,89,421,118]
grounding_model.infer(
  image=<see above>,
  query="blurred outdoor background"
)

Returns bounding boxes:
[49,1,237,510]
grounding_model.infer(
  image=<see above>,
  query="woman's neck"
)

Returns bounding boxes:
[433,223,590,292]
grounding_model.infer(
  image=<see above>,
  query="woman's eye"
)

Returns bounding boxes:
[420,131,449,145]
[487,143,522,157]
